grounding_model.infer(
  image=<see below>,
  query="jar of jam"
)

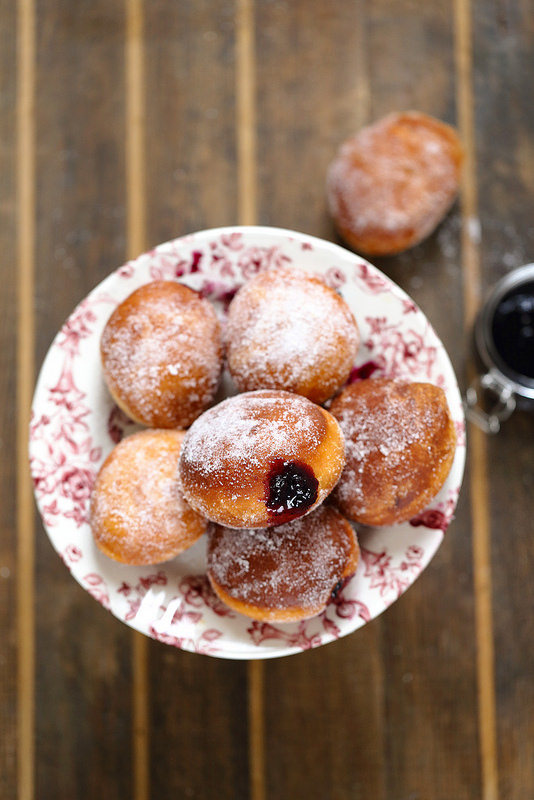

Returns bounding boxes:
[466,263,534,433]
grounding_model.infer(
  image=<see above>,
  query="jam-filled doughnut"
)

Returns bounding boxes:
[100,280,223,428]
[178,389,345,529]
[225,266,360,404]
[326,111,463,256]
[90,429,207,565]
[330,378,456,526]
[206,505,360,622]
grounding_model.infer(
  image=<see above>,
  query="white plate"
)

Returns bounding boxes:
[29,226,466,659]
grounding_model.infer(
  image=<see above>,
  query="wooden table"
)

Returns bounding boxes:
[3,1,534,798]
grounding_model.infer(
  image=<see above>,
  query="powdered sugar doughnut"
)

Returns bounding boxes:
[178,389,345,529]
[90,429,207,565]
[225,266,360,404]
[330,378,456,526]
[206,505,360,622]
[326,111,463,256]
[100,280,223,428]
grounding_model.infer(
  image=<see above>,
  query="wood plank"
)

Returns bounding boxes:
[254,0,481,797]
[255,0,371,240]
[143,0,239,248]
[263,626,388,800]
[236,6,265,798]
[254,4,388,799]
[142,4,250,798]
[8,1,533,797]
[355,1,482,796]
[470,1,534,798]
[125,4,150,799]
[16,1,37,798]
[455,3,499,797]
[2,0,21,796]
[32,3,134,797]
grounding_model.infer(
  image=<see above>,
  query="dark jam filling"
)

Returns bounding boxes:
[491,281,534,381]
[265,459,319,524]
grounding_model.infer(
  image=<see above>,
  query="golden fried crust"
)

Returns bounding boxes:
[225,266,360,404]
[178,390,346,529]
[90,429,207,565]
[101,280,223,429]
[331,378,457,526]
[206,505,360,622]
[326,111,463,256]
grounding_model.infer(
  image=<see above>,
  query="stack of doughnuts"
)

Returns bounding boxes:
[89,258,457,622]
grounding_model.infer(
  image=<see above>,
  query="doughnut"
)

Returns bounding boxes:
[330,378,456,526]
[225,266,360,404]
[178,389,345,529]
[100,280,223,428]
[326,111,463,256]
[90,429,207,565]
[206,505,360,622]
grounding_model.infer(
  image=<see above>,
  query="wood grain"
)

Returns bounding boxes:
[455,2,499,799]
[16,1,36,798]
[255,3,479,800]
[4,1,534,798]
[141,4,249,799]
[469,1,534,798]
[143,0,239,247]
[125,2,150,797]
[32,3,133,798]
[236,0,257,228]
[253,6,394,795]
[3,0,25,797]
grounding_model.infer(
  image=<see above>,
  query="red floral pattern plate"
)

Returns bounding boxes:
[30,226,466,659]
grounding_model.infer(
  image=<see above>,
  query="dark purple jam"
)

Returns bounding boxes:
[348,360,381,383]
[491,281,534,381]
[265,459,318,524]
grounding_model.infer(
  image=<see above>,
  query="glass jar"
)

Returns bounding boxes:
[466,263,534,433]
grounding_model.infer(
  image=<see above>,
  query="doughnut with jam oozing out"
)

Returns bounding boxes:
[178,389,345,529]
[225,265,360,405]
[206,505,360,622]
[100,280,223,429]
[90,429,207,565]
[331,378,457,526]
[326,111,463,256]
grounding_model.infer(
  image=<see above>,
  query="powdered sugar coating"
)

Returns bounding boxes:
[90,429,207,565]
[182,391,324,475]
[179,389,346,528]
[225,266,360,404]
[331,378,457,526]
[206,505,360,621]
[101,281,223,428]
[326,111,463,256]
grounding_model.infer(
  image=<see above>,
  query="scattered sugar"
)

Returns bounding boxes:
[466,215,481,244]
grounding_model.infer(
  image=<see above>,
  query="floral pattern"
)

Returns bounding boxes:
[359,544,424,603]
[29,226,466,659]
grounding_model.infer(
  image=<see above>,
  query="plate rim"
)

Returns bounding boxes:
[29,225,466,660]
